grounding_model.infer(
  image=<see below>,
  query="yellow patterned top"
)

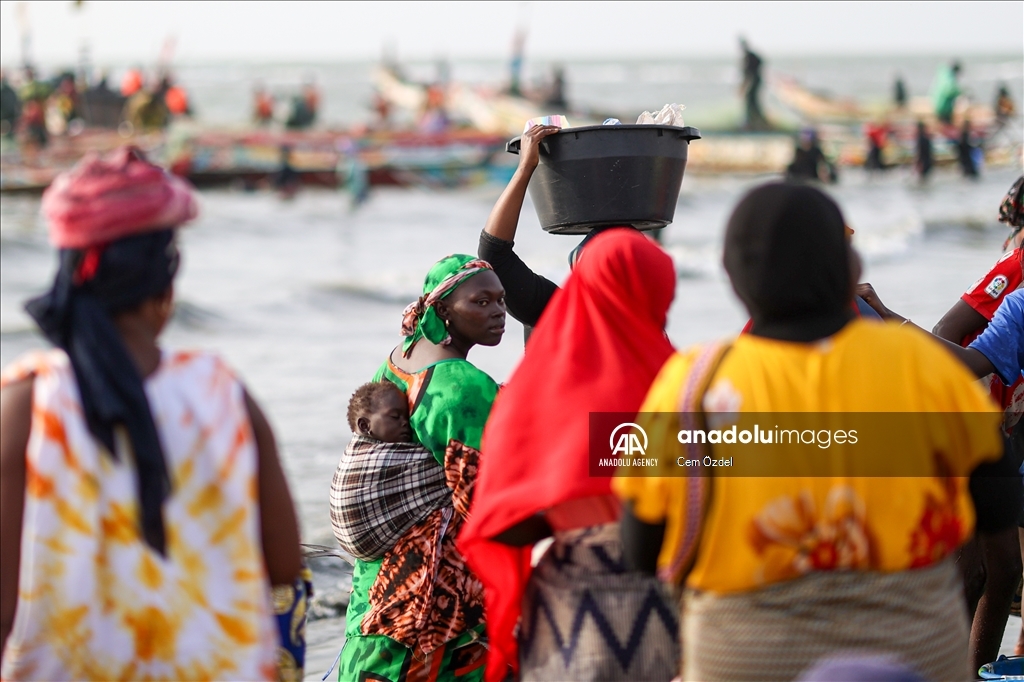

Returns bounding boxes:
[613,320,1002,594]
[1,349,278,681]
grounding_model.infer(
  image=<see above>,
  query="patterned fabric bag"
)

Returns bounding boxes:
[359,441,486,657]
[272,564,313,682]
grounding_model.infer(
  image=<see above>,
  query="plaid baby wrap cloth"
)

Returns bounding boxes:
[330,435,451,561]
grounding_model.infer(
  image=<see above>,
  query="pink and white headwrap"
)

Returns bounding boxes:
[42,146,197,249]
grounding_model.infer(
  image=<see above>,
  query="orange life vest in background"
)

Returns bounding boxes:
[165,86,189,115]
[121,69,143,97]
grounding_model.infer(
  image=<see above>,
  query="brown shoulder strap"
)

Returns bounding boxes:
[660,341,732,584]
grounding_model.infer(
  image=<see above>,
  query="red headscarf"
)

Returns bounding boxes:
[42,146,197,248]
[458,228,676,680]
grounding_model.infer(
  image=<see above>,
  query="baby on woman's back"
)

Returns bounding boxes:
[330,382,449,561]
[347,381,412,443]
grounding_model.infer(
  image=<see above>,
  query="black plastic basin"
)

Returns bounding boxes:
[507,124,700,234]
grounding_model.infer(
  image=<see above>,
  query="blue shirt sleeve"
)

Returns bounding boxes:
[855,295,882,320]
[969,290,1024,385]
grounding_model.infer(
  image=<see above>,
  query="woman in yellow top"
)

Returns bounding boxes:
[613,182,1020,681]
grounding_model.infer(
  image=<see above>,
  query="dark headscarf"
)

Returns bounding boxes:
[724,182,854,342]
[567,225,634,268]
[26,230,179,554]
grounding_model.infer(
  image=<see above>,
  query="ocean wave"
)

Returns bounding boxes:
[170,300,227,330]
[0,325,40,340]
[303,548,353,622]
[314,280,419,305]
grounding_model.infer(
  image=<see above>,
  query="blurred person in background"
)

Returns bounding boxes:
[253,82,275,126]
[615,182,1018,681]
[544,65,568,110]
[121,66,143,97]
[285,80,319,130]
[371,90,392,129]
[0,70,20,138]
[508,28,526,97]
[739,37,769,131]
[995,85,1015,124]
[162,75,191,118]
[0,147,304,680]
[48,72,80,133]
[957,120,981,179]
[419,82,450,134]
[18,65,50,148]
[785,128,836,184]
[992,84,1017,141]
[271,145,301,199]
[932,60,962,126]
[80,72,127,129]
[302,80,319,120]
[124,78,171,132]
[893,74,908,109]
[864,121,890,172]
[914,121,934,181]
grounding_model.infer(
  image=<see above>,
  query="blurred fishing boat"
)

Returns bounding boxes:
[374,66,600,137]
[770,73,998,127]
[1,123,512,193]
[3,65,1019,194]
[164,124,511,189]
[0,128,164,193]
[374,65,1020,175]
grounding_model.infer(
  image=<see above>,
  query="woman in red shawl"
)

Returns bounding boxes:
[459,228,680,681]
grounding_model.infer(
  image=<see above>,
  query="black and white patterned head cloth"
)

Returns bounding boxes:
[330,435,451,561]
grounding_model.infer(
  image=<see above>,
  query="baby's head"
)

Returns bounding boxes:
[347,381,412,443]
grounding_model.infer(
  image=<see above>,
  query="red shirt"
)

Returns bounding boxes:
[961,247,1023,414]
[165,86,189,115]
[962,248,1024,331]
[865,123,889,147]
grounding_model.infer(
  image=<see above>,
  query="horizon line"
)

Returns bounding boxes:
[3,49,1021,69]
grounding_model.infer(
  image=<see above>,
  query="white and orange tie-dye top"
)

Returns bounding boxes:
[0,348,278,681]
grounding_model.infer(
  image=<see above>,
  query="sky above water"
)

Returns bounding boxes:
[1,1,1022,66]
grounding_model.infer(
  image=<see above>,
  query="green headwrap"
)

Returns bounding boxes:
[400,254,494,356]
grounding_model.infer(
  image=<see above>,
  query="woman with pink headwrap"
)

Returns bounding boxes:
[0,148,303,680]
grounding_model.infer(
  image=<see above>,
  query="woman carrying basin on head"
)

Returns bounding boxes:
[0,147,302,681]
[613,182,1020,681]
[479,124,644,341]
[336,254,506,682]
